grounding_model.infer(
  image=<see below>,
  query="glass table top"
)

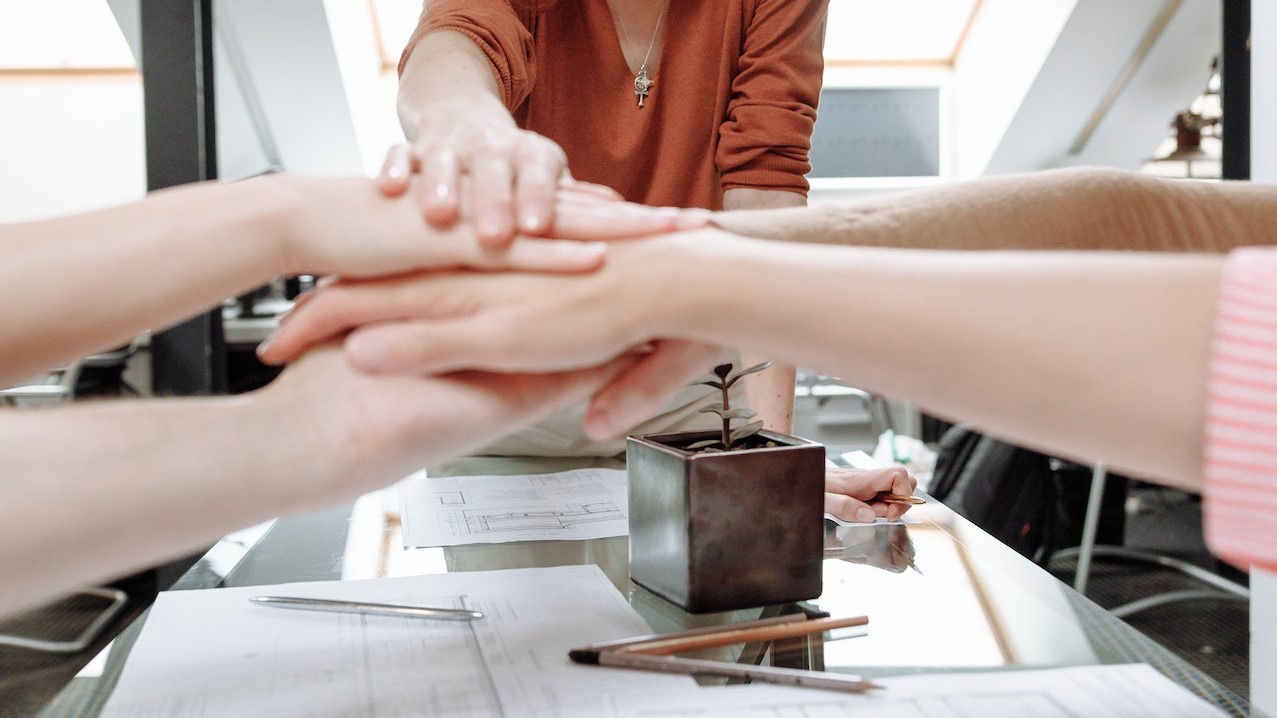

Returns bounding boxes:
[23,456,1250,717]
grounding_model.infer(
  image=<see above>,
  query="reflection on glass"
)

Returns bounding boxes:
[816,522,1008,669]
[825,523,919,574]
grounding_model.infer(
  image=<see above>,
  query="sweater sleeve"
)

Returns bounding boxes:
[713,167,1277,253]
[398,0,537,111]
[716,0,827,196]
[1204,247,1277,572]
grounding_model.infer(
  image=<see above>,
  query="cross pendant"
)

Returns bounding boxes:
[633,66,654,108]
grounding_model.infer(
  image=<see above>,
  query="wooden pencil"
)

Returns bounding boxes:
[874,492,926,506]
[617,615,869,656]
[573,614,812,654]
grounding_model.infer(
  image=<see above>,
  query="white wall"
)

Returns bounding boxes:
[951,0,1077,179]
[0,78,146,223]
[1250,5,1277,713]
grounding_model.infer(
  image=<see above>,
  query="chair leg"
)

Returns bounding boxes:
[1073,463,1108,595]
[0,587,128,653]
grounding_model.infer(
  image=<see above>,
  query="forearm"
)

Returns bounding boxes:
[397,30,511,138]
[740,357,795,433]
[713,167,1277,253]
[0,394,329,614]
[724,189,802,433]
[646,235,1222,489]
[0,180,291,385]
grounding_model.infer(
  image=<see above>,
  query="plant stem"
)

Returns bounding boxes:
[721,383,731,448]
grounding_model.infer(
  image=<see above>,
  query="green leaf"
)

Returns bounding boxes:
[696,402,726,415]
[686,439,722,450]
[725,361,774,388]
[688,380,725,390]
[729,420,765,445]
[720,408,757,420]
[713,363,733,380]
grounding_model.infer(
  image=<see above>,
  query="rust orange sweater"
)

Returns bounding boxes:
[402,0,827,210]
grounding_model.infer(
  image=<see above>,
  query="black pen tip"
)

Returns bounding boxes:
[568,649,600,665]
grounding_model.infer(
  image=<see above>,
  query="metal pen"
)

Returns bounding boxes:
[588,650,882,694]
[249,596,483,621]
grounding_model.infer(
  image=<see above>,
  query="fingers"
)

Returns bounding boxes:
[259,237,607,365]
[473,239,607,273]
[552,198,711,240]
[824,466,919,521]
[344,317,514,375]
[515,142,567,235]
[376,144,414,197]
[825,492,878,524]
[559,177,624,202]
[584,341,723,439]
[259,278,451,366]
[418,146,461,227]
[469,146,518,248]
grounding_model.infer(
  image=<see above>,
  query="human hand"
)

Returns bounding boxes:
[379,143,704,246]
[265,174,613,279]
[380,100,571,247]
[258,227,711,371]
[257,345,639,499]
[258,232,725,440]
[823,466,919,524]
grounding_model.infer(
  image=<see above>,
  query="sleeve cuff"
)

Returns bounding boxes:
[1203,247,1277,572]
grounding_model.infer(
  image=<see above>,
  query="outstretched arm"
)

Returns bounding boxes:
[1,174,709,389]
[641,236,1222,491]
[0,347,632,617]
[714,167,1277,253]
[722,188,805,434]
[0,179,286,386]
[269,230,1222,491]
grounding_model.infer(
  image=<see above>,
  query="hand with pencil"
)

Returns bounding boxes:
[824,465,919,524]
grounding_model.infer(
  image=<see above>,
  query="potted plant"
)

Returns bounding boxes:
[626,362,826,613]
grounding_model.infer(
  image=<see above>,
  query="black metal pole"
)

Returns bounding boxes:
[1222,0,1251,181]
[141,0,225,395]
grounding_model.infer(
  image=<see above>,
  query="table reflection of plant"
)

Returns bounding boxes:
[824,523,919,574]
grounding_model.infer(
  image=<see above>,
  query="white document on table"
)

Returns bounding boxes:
[99,565,693,718]
[605,663,1228,718]
[399,468,629,547]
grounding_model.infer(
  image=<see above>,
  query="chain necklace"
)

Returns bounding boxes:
[613,1,667,108]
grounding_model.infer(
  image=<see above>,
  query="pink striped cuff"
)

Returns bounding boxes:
[1204,247,1277,571]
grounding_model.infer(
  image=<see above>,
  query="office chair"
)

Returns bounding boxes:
[1055,463,1248,619]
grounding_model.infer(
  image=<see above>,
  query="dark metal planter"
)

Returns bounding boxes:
[626,430,826,613]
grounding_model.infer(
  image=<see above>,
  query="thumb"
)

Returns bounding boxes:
[824,491,878,524]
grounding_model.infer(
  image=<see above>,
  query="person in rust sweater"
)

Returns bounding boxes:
[381,0,831,470]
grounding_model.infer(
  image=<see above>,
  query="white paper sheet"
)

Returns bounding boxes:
[399,468,629,547]
[99,565,693,718]
[603,664,1228,718]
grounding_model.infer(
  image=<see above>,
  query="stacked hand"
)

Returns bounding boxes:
[269,148,919,524]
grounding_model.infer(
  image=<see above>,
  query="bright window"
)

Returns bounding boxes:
[824,0,981,64]
[0,1,134,70]
[372,0,421,70]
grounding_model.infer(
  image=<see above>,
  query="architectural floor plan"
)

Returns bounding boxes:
[399,468,629,547]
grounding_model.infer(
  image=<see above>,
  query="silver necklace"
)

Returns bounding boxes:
[613,2,667,108]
